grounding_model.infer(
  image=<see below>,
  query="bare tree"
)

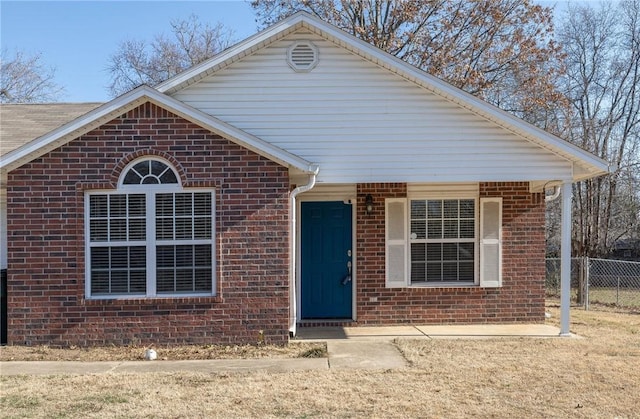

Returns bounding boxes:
[0,49,63,103]
[556,0,640,257]
[107,15,235,96]
[251,0,566,124]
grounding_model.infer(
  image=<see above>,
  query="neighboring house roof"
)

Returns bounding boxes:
[157,11,610,184]
[0,85,318,174]
[613,238,640,251]
[0,103,102,157]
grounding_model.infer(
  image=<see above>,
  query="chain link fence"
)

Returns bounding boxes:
[546,257,640,310]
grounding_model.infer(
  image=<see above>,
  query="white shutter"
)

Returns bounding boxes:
[480,197,502,287]
[385,198,408,288]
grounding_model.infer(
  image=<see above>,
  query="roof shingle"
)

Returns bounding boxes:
[0,103,102,157]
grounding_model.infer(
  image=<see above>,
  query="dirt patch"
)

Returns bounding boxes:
[0,341,326,361]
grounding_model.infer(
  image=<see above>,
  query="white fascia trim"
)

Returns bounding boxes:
[0,85,317,174]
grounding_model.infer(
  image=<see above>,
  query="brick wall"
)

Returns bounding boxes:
[355,182,545,324]
[6,102,290,346]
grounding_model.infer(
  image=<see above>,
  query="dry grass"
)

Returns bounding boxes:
[395,303,640,417]
[587,287,640,309]
[0,342,326,362]
[2,303,639,418]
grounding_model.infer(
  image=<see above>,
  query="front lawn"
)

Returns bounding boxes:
[2,303,638,418]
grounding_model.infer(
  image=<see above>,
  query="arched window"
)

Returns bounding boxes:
[121,159,178,185]
[85,158,215,299]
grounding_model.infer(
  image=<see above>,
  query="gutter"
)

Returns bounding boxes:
[288,165,320,337]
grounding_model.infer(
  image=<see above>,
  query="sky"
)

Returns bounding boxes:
[1,1,259,102]
[1,0,576,103]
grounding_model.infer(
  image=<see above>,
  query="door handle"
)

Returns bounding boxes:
[342,261,352,285]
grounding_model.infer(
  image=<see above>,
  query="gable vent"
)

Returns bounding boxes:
[287,41,318,72]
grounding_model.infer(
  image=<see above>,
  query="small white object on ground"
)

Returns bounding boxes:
[145,349,157,361]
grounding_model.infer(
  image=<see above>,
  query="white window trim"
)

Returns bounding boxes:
[85,159,216,299]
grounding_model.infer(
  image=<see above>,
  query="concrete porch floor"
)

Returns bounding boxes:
[295,324,564,341]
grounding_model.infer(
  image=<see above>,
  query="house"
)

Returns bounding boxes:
[609,239,640,261]
[0,12,609,346]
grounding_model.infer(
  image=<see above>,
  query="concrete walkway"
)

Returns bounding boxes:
[0,324,562,376]
[296,323,563,370]
[0,358,327,376]
[295,323,563,340]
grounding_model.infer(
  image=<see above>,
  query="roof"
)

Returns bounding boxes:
[157,11,610,182]
[0,86,318,174]
[0,103,102,157]
[0,12,609,183]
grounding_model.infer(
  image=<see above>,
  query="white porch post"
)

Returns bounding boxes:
[560,181,572,336]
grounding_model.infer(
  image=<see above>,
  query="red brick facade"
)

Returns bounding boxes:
[355,182,545,324]
[5,102,546,346]
[6,102,291,346]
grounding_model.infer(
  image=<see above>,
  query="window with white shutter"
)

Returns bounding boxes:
[384,194,502,288]
[385,199,408,287]
[85,158,215,298]
[479,198,502,287]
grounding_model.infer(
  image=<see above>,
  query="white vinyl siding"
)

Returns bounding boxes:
[173,31,574,184]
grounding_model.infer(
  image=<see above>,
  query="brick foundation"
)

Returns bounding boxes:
[355,182,545,324]
[6,102,290,346]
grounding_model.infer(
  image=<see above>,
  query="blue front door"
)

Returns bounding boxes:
[301,201,353,319]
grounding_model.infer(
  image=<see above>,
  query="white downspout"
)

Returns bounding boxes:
[289,165,319,337]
